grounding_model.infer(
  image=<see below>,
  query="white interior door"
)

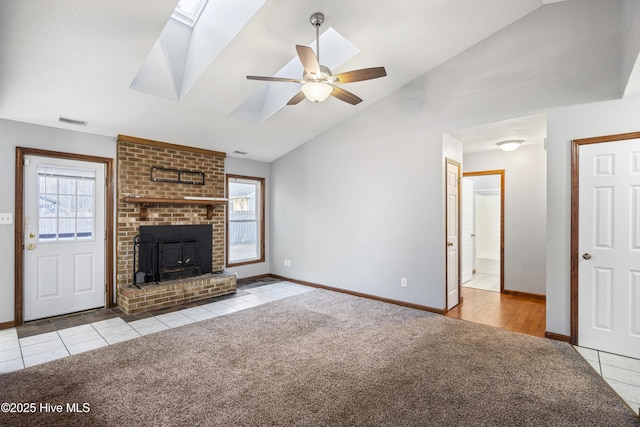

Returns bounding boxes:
[23,155,106,321]
[446,160,460,310]
[461,177,474,283]
[578,139,640,359]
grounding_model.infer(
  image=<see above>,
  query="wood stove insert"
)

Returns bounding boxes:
[134,224,213,285]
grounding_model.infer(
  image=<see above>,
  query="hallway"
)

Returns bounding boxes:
[445,286,545,337]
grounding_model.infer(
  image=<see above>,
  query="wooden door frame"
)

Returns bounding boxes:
[445,158,461,310]
[14,147,115,325]
[462,170,505,293]
[570,131,640,345]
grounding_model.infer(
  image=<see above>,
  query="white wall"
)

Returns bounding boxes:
[464,144,547,294]
[621,0,640,93]
[270,115,444,307]
[0,119,116,323]
[475,193,500,264]
[546,96,640,336]
[224,156,270,279]
[269,0,620,310]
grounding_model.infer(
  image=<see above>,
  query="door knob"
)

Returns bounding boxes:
[447,242,454,247]
[26,244,36,250]
[582,253,591,260]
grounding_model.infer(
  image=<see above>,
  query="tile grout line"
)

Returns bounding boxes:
[594,349,639,416]
[597,349,602,376]
[3,282,313,372]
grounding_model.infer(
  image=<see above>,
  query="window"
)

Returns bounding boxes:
[171,0,208,28]
[226,175,265,266]
[37,165,96,241]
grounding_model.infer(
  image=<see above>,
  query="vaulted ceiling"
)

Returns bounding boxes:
[0,0,586,162]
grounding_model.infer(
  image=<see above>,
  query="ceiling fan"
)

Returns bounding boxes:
[246,12,387,106]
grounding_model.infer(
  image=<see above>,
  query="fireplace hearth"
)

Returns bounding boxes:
[134,224,212,285]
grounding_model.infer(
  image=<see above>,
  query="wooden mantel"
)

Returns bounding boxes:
[123,196,228,220]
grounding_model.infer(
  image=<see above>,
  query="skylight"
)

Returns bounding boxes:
[130,0,266,101]
[171,0,208,28]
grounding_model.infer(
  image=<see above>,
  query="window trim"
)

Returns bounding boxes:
[226,174,265,267]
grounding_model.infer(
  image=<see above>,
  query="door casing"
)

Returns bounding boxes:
[15,147,115,325]
[570,131,640,345]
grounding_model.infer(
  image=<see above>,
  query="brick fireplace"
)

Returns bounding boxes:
[116,135,236,314]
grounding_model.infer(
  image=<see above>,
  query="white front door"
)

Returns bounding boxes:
[578,138,640,359]
[446,160,460,310]
[23,155,106,321]
[461,177,474,283]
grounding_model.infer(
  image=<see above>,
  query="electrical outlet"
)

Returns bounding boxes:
[0,213,13,225]
[401,277,408,287]
[284,259,292,267]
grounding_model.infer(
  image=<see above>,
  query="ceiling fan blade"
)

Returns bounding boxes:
[287,91,306,105]
[295,45,320,75]
[333,67,387,83]
[329,85,362,105]
[246,76,302,83]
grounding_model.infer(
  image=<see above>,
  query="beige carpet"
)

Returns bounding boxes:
[0,289,638,426]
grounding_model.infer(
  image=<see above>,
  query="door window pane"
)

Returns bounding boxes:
[37,166,96,241]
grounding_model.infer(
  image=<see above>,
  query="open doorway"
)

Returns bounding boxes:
[461,171,504,293]
[445,113,546,335]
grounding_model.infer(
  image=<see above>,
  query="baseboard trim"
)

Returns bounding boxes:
[270,274,445,315]
[503,289,546,301]
[0,320,15,330]
[544,331,571,342]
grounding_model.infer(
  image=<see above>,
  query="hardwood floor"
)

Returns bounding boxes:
[445,287,546,338]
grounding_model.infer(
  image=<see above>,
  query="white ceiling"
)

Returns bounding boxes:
[448,114,547,154]
[0,0,567,162]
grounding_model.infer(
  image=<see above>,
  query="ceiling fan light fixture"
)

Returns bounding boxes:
[245,11,386,107]
[301,82,333,103]
[496,139,524,152]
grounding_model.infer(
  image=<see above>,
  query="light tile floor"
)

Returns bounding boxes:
[575,346,640,416]
[0,281,312,374]
[462,273,500,292]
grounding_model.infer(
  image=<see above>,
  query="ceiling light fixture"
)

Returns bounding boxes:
[301,82,333,103]
[496,139,524,152]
